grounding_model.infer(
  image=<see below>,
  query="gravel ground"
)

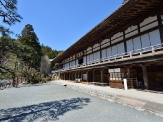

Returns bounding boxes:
[0,83,162,122]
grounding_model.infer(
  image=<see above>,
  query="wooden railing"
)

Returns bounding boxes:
[126,78,138,89]
[54,43,163,72]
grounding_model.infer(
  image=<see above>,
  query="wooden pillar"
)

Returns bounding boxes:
[101,69,104,83]
[64,73,65,80]
[86,51,87,64]
[60,73,63,80]
[86,71,88,83]
[127,68,130,78]
[75,72,77,80]
[69,73,71,80]
[81,71,83,80]
[100,42,102,60]
[72,72,74,80]
[93,70,95,82]
[124,66,132,78]
[60,73,62,80]
[123,31,127,53]
[141,65,149,89]
[107,67,110,81]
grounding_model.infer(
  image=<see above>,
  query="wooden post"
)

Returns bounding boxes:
[81,71,83,81]
[124,66,132,78]
[69,73,71,81]
[64,73,65,80]
[123,31,127,53]
[72,72,74,80]
[86,71,88,83]
[127,68,130,78]
[101,69,104,83]
[93,70,95,83]
[75,72,76,80]
[141,65,149,89]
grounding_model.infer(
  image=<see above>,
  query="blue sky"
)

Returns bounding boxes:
[9,0,123,50]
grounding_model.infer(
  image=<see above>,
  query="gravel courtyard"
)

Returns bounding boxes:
[0,82,162,122]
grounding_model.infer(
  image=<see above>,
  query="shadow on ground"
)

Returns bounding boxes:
[0,97,90,122]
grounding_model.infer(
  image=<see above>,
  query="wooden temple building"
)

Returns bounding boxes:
[52,0,163,91]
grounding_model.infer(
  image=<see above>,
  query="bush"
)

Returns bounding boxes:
[31,78,40,84]
[41,77,46,83]
[45,77,51,81]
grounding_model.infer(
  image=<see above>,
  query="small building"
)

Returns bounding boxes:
[52,0,163,91]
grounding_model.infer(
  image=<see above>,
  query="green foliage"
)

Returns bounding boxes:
[0,0,22,36]
[41,44,63,59]
[0,26,41,83]
[19,24,41,56]
[31,77,41,84]
[0,72,11,79]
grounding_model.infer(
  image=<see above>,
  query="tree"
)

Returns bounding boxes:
[0,36,40,85]
[0,36,23,86]
[40,55,51,77]
[41,44,63,59]
[18,24,42,69]
[19,24,41,56]
[0,0,22,35]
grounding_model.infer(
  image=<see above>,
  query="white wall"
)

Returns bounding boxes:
[111,45,118,56]
[101,39,110,48]
[83,74,87,81]
[125,25,137,33]
[76,59,78,65]
[126,39,133,52]
[149,29,161,46]
[96,51,100,60]
[108,69,114,73]
[111,36,123,44]
[117,43,125,54]
[140,21,158,32]
[90,54,93,62]
[125,30,138,38]
[93,43,100,51]
[87,55,90,62]
[93,51,100,61]
[111,32,123,44]
[140,16,158,32]
[133,36,141,50]
[65,63,69,68]
[102,49,107,58]
[72,61,75,66]
[93,52,96,61]
[141,33,151,48]
[70,62,72,67]
[83,56,86,64]
[111,32,123,40]
[140,16,157,27]
[107,47,112,57]
[87,47,92,54]
[125,25,138,38]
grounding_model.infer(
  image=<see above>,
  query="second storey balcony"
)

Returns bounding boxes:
[53,43,163,73]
